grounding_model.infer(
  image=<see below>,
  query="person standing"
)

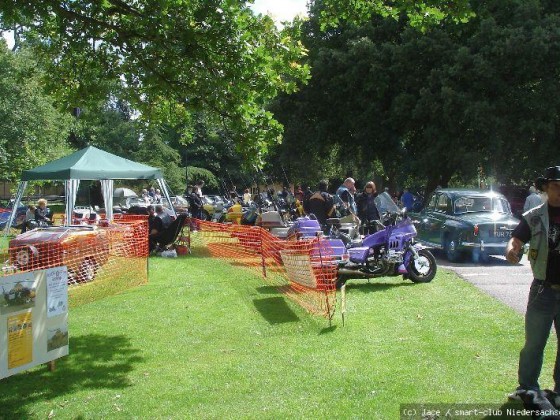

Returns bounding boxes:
[356,182,380,235]
[306,180,335,230]
[506,166,560,402]
[141,189,150,204]
[336,177,357,216]
[194,180,204,199]
[148,187,156,201]
[189,181,204,219]
[294,185,304,202]
[154,189,162,204]
[229,185,239,201]
[243,189,252,205]
[400,188,415,211]
[524,185,543,212]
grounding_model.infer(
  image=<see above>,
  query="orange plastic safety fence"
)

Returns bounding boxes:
[189,218,338,319]
[1,218,149,306]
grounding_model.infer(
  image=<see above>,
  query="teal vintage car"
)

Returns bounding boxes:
[409,189,520,262]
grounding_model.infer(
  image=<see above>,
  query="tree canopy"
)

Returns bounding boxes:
[0,0,310,163]
[2,1,560,196]
[0,42,73,181]
[269,0,560,195]
[318,0,474,30]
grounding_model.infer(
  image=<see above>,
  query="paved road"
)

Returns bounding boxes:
[434,251,532,314]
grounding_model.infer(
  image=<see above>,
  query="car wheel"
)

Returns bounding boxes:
[471,249,490,264]
[480,251,491,263]
[14,246,38,268]
[445,238,462,262]
[78,258,97,283]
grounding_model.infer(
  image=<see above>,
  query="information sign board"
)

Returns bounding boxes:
[0,267,69,379]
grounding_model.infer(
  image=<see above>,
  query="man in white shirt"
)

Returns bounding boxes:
[523,185,543,212]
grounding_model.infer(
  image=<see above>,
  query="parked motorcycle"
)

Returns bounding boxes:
[333,192,437,287]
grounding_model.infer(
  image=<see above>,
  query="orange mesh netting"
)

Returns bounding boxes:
[1,216,148,307]
[189,219,338,319]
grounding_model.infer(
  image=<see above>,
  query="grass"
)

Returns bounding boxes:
[68,257,148,308]
[0,252,549,419]
[0,235,9,250]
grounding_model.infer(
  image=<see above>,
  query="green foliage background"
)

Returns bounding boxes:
[1,1,560,198]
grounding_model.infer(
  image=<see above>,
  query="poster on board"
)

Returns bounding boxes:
[7,311,33,369]
[0,267,69,380]
[46,268,68,318]
[0,272,37,315]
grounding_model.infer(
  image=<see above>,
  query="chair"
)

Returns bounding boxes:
[150,214,188,253]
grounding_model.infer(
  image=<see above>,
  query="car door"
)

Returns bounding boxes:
[416,193,439,246]
[431,193,452,245]
[420,192,450,246]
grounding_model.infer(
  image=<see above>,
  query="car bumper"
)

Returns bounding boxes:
[460,240,507,252]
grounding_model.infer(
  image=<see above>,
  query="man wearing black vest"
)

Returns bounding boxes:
[305,180,335,231]
[507,166,560,406]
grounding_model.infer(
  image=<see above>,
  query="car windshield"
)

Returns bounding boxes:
[453,196,511,214]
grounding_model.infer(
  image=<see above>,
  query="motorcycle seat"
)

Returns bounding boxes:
[326,218,341,226]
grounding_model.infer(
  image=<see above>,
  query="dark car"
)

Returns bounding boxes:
[409,189,520,262]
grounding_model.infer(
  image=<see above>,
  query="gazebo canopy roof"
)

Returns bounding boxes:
[21,146,163,181]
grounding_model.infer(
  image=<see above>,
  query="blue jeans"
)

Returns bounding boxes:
[519,279,560,392]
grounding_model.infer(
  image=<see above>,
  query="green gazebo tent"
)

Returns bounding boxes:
[4,146,174,232]
[21,145,163,181]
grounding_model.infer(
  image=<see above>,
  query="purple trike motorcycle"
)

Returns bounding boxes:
[288,192,437,288]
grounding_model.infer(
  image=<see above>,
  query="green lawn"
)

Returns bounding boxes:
[0,252,546,419]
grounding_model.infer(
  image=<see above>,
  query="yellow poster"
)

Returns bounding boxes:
[7,312,33,369]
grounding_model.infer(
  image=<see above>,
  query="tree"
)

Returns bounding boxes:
[133,128,186,192]
[0,0,310,162]
[318,0,474,30]
[0,42,72,181]
[406,1,560,190]
[70,100,140,156]
[271,0,560,196]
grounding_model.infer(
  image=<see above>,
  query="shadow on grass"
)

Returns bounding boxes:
[319,325,337,334]
[0,334,143,419]
[344,281,415,293]
[255,285,282,295]
[253,297,300,324]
